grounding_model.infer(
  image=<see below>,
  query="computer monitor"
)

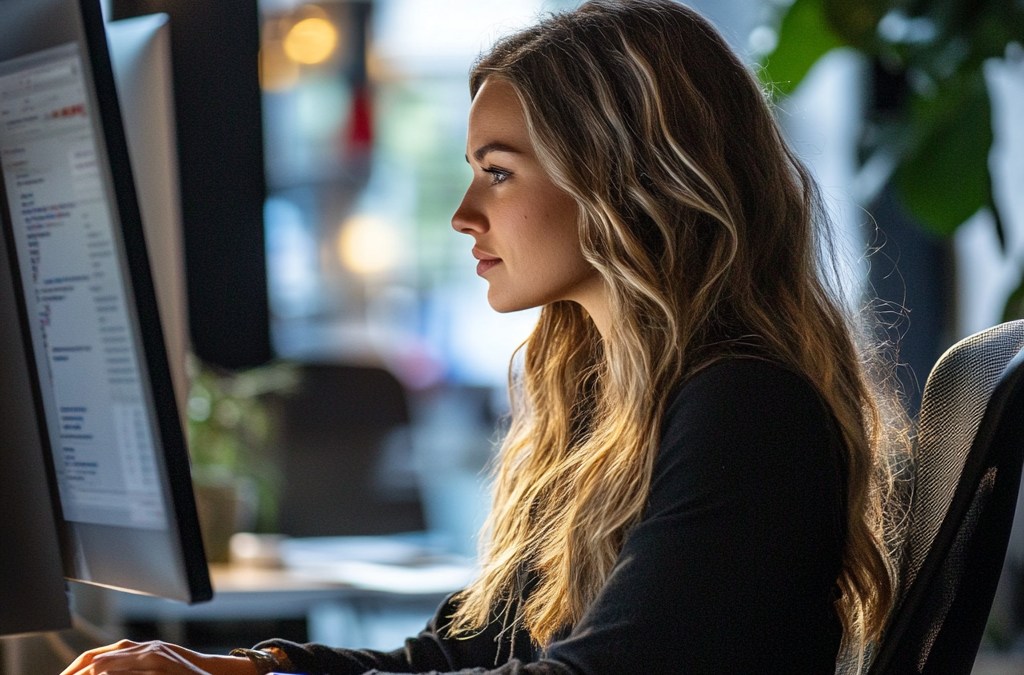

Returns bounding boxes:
[107,13,190,425]
[0,0,211,614]
[112,0,272,371]
[0,231,72,636]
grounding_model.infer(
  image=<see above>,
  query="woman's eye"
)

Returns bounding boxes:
[483,167,510,185]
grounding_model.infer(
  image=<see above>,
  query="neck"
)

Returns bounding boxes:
[568,276,611,340]
[584,302,611,341]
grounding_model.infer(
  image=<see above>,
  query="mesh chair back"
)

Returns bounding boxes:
[906,322,1024,588]
[868,320,1024,674]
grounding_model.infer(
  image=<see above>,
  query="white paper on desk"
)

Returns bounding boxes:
[289,560,477,594]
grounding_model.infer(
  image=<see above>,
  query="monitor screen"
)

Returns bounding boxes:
[0,0,210,604]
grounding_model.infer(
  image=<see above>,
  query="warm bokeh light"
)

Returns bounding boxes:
[284,17,338,65]
[338,215,401,275]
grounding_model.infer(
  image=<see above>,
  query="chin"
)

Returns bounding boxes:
[486,288,538,314]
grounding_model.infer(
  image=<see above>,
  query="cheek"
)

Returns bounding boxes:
[496,179,583,278]
[542,203,584,263]
[506,211,580,275]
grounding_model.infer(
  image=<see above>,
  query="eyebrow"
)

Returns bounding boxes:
[467,142,522,163]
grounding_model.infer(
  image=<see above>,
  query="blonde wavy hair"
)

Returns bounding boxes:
[449,0,911,662]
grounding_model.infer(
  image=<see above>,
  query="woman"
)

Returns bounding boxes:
[65,1,909,673]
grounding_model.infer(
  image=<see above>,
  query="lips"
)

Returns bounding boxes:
[477,259,501,275]
[472,248,502,276]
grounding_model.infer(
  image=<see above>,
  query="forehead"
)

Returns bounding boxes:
[467,78,529,145]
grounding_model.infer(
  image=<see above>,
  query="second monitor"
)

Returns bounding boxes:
[0,0,210,606]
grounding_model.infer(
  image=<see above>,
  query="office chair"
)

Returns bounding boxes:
[275,364,426,537]
[867,320,1024,674]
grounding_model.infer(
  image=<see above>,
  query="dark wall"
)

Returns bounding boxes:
[113,0,271,369]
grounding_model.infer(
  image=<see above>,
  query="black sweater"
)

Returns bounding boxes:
[257,358,848,674]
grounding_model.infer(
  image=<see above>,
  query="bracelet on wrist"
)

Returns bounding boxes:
[229,648,286,675]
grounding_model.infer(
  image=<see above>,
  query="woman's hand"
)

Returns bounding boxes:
[60,640,259,675]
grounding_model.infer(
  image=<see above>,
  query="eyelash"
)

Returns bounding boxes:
[482,167,510,185]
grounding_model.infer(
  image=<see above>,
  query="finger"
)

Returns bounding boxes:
[61,641,140,675]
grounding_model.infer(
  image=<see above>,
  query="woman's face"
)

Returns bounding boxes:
[452,78,605,321]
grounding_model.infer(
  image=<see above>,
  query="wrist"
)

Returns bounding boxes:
[228,648,286,675]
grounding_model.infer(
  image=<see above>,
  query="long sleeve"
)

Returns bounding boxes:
[257,358,848,674]
[255,593,556,675]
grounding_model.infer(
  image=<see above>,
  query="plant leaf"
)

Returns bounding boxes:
[822,0,888,51]
[892,71,993,236]
[762,0,846,97]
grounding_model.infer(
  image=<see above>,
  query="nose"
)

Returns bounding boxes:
[451,185,487,235]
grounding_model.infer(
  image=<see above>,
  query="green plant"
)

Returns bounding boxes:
[185,356,299,531]
[762,0,1023,313]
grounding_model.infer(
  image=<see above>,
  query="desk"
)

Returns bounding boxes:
[96,562,453,652]
[110,564,361,622]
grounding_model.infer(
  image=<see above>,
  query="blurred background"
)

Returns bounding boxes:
[19,0,1023,672]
